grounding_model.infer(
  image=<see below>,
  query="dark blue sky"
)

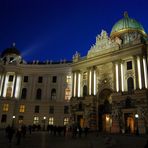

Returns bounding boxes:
[0,0,148,62]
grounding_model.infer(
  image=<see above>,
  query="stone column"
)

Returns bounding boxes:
[1,74,6,97]
[143,56,148,88]
[140,56,145,89]
[133,56,139,89]
[72,72,75,97]
[91,67,94,95]
[87,68,90,95]
[118,61,122,92]
[114,61,120,92]
[77,71,81,97]
[13,74,17,97]
[113,62,116,91]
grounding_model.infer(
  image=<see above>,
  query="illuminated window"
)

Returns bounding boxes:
[66,75,71,83]
[48,117,54,125]
[65,88,71,101]
[3,104,9,112]
[33,116,39,124]
[64,117,69,125]
[19,105,25,113]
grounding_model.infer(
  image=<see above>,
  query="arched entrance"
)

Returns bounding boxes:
[98,89,112,132]
[124,113,135,133]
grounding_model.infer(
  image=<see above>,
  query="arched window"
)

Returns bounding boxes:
[127,77,134,92]
[21,88,27,99]
[83,85,87,96]
[6,87,12,97]
[51,88,56,100]
[36,88,42,100]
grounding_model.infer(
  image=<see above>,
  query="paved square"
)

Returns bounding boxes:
[0,130,147,148]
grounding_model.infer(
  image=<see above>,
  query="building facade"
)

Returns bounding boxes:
[0,12,148,134]
[70,12,148,134]
[0,45,72,129]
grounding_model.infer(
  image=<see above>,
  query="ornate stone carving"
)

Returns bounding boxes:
[87,30,119,58]
[122,32,142,45]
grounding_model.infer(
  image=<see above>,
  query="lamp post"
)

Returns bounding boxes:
[12,115,15,127]
[135,114,139,135]
[43,116,46,131]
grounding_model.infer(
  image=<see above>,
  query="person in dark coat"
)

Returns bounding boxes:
[6,126,15,143]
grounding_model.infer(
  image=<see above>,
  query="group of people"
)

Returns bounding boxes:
[5,124,28,145]
[46,124,89,138]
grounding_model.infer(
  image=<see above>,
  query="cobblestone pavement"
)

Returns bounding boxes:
[0,130,147,148]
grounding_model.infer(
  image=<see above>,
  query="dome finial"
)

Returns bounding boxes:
[124,11,128,17]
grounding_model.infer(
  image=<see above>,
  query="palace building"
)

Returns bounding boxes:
[0,44,72,128]
[70,12,148,134]
[0,12,148,134]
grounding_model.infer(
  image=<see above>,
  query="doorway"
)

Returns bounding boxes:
[98,89,112,132]
[124,113,134,133]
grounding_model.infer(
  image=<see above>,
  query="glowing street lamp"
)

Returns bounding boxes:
[43,116,46,131]
[12,115,16,127]
[135,114,139,135]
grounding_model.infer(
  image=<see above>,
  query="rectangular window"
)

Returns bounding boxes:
[33,116,39,124]
[127,61,132,70]
[66,75,71,83]
[18,115,24,124]
[64,106,69,114]
[3,104,9,112]
[48,117,54,125]
[49,106,54,114]
[52,76,57,83]
[34,105,40,113]
[19,105,25,113]
[9,75,14,82]
[38,76,43,83]
[64,117,69,125]
[1,114,7,123]
[24,76,28,82]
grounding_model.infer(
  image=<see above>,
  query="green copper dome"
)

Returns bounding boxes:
[110,12,146,37]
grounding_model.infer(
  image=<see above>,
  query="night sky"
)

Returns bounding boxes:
[0,0,148,62]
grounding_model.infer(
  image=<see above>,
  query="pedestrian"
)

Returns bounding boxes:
[84,126,89,137]
[7,126,15,143]
[28,125,32,134]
